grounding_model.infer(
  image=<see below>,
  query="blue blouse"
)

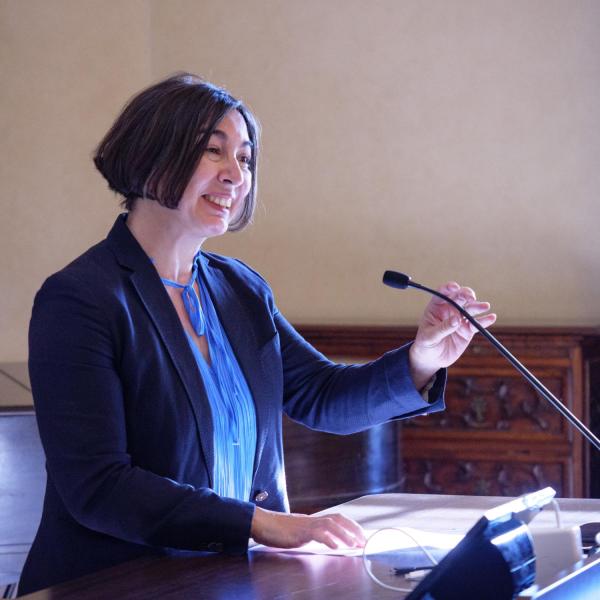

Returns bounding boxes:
[161,256,257,501]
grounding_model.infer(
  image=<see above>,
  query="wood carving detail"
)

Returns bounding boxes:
[291,325,597,500]
[405,375,564,434]
[402,458,563,497]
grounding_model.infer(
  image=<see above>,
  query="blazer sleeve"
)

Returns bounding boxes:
[29,271,254,553]
[275,309,446,434]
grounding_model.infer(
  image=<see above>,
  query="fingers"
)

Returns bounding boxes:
[471,312,497,332]
[438,282,476,301]
[411,280,496,372]
[436,283,493,323]
[338,514,367,546]
[418,282,495,344]
[430,284,478,317]
[418,313,461,347]
[450,289,477,309]
[439,281,460,295]
[457,298,496,333]
[250,507,366,550]
[461,301,491,324]
[310,514,366,549]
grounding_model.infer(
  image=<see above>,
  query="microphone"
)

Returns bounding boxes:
[383,270,600,452]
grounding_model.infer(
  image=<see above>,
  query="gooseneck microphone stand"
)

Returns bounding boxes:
[383,270,600,452]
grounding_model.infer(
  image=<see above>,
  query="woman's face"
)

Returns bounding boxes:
[175,109,253,241]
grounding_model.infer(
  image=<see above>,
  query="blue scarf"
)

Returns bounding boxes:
[160,258,206,337]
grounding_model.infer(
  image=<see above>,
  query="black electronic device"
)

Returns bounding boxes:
[580,522,600,547]
[405,487,556,600]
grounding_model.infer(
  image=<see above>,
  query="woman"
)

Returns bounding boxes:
[19,73,495,594]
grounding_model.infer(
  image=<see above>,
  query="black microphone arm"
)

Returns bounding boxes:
[383,270,600,452]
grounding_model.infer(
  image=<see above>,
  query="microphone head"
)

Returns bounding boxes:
[383,270,411,289]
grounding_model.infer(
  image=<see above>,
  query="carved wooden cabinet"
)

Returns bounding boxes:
[285,326,600,512]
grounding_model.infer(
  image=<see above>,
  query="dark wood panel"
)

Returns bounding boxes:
[296,325,600,360]
[405,372,568,435]
[283,418,401,514]
[401,456,566,497]
[292,325,600,503]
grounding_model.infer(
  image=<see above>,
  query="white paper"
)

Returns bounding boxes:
[250,527,463,557]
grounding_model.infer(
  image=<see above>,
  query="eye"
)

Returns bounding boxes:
[238,154,253,168]
[206,146,222,157]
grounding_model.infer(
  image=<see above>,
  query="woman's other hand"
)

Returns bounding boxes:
[250,507,366,550]
[409,281,496,390]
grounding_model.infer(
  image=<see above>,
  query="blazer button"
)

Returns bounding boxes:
[254,490,269,503]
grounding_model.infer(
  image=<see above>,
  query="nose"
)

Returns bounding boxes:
[218,155,245,187]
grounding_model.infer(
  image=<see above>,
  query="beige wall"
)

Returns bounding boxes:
[1,0,599,361]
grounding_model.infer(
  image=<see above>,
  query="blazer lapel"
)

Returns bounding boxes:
[106,216,215,486]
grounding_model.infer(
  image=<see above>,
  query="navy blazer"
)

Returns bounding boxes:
[20,214,445,594]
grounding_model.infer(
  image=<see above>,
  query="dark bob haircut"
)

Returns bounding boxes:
[93,73,259,231]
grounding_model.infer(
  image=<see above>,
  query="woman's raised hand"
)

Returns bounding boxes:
[409,281,496,389]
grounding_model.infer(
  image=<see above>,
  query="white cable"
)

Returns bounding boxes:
[362,527,438,593]
[550,498,562,528]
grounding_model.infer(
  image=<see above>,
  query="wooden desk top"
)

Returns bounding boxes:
[322,492,600,535]
[19,493,600,599]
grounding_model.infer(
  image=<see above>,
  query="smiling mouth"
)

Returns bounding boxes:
[203,195,232,209]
